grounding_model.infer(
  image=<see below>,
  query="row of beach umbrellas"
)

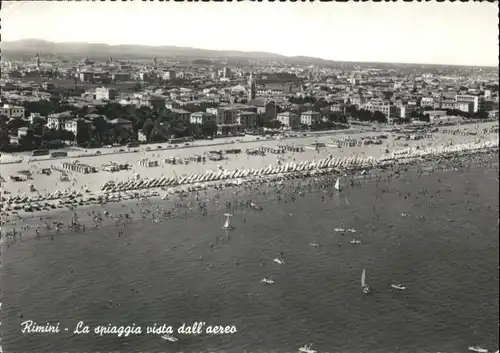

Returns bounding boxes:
[100,139,497,193]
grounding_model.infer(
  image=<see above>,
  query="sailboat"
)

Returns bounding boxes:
[361,268,371,294]
[273,257,285,265]
[298,344,317,353]
[468,346,488,353]
[221,213,235,230]
[391,284,406,291]
[260,277,275,284]
[161,334,179,342]
[334,178,341,191]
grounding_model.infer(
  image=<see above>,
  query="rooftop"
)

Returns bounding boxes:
[171,108,190,114]
[110,118,132,124]
[301,110,320,115]
[48,111,73,119]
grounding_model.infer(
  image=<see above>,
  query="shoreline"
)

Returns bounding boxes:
[1,122,498,223]
[1,140,498,220]
[1,149,498,241]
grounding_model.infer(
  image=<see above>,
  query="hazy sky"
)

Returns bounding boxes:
[2,1,498,66]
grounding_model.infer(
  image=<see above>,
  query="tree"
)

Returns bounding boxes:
[156,107,174,123]
[0,116,10,151]
[7,118,27,131]
[142,118,155,139]
[373,111,387,123]
[326,111,348,124]
[91,116,108,144]
[201,120,217,137]
[311,122,325,131]
[21,100,56,117]
[96,103,125,120]
[76,123,92,146]
[148,120,168,142]
[132,83,143,92]
[410,110,420,119]
[289,96,317,105]
[183,102,218,114]
[31,117,47,136]
[418,114,430,122]
[110,125,132,145]
[19,129,36,150]
[169,122,190,138]
[263,119,282,130]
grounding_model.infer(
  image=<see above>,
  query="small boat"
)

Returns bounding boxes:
[298,344,317,353]
[161,334,179,342]
[273,257,285,265]
[260,277,274,284]
[391,284,406,291]
[250,202,263,210]
[334,178,341,191]
[309,242,319,247]
[221,213,235,230]
[361,268,371,294]
[347,228,356,233]
[350,239,361,244]
[298,344,316,353]
[468,346,488,353]
[334,228,345,232]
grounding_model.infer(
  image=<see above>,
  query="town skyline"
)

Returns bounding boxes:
[2,1,498,67]
[2,38,499,69]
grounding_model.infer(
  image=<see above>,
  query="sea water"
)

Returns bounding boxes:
[0,165,498,353]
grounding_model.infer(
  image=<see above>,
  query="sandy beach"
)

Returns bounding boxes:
[1,122,496,194]
[0,122,497,226]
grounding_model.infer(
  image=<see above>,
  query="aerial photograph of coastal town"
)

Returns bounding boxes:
[0,1,498,353]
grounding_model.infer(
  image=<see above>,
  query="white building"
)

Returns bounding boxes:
[162,70,176,80]
[363,101,397,118]
[190,112,216,125]
[222,67,232,79]
[455,94,483,113]
[399,105,418,119]
[421,97,434,107]
[47,111,73,130]
[237,111,257,131]
[28,112,45,124]
[64,118,90,137]
[277,112,300,129]
[206,107,240,126]
[300,110,321,126]
[0,104,25,119]
[423,110,447,122]
[171,109,191,124]
[95,87,116,101]
[455,101,473,113]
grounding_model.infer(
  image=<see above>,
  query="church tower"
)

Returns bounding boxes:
[153,56,157,69]
[35,53,40,70]
[248,72,256,101]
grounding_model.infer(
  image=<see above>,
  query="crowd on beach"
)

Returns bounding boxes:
[1,123,498,240]
[1,139,498,245]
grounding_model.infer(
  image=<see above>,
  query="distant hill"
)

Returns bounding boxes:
[1,39,289,61]
[2,39,491,69]
[0,39,352,67]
